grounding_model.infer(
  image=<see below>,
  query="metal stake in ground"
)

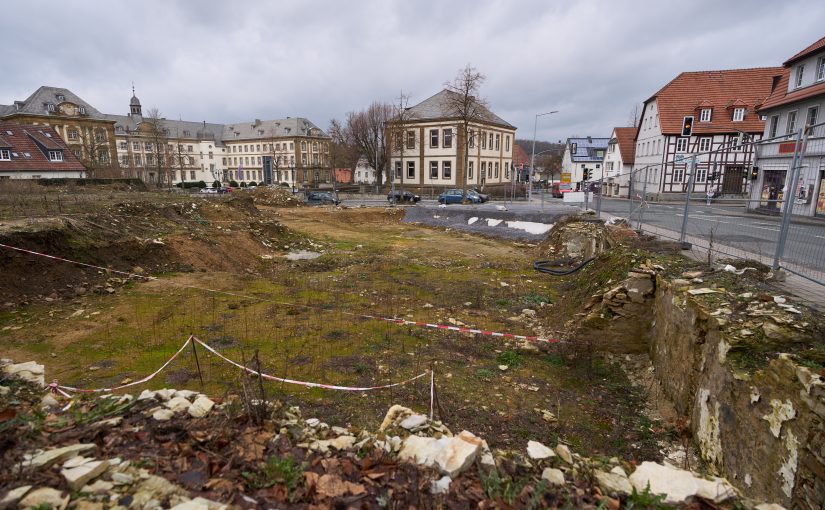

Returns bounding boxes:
[679,157,698,249]
[190,333,205,389]
[773,127,808,270]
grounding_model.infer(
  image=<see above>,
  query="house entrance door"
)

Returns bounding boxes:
[722,166,744,194]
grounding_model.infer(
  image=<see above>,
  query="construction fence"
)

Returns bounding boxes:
[591,121,825,288]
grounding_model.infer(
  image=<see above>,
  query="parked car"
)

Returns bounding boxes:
[306,191,340,205]
[467,189,489,203]
[200,187,218,194]
[438,189,484,204]
[551,183,572,198]
[387,190,421,203]
[586,182,602,194]
[217,187,233,194]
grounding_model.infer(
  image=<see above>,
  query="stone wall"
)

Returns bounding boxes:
[650,278,825,509]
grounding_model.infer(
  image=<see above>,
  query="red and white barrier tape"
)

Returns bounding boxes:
[192,336,429,391]
[1,243,563,346]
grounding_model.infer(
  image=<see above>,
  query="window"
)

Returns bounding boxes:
[407,161,415,179]
[289,142,294,150]
[134,154,141,165]
[795,65,804,88]
[301,154,307,165]
[244,157,249,165]
[257,156,262,165]
[73,149,81,158]
[430,161,438,179]
[119,142,127,150]
[121,155,129,165]
[442,161,451,179]
[495,134,500,151]
[68,129,78,140]
[208,152,213,160]
[699,138,711,152]
[0,149,10,161]
[769,115,779,138]
[188,145,193,152]
[406,130,415,149]
[46,103,55,112]
[494,162,499,178]
[256,144,260,152]
[488,133,493,149]
[505,135,510,152]
[732,108,745,122]
[787,110,798,134]
[696,168,707,182]
[469,130,475,148]
[807,106,818,128]
[95,131,105,142]
[430,129,439,147]
[312,142,318,152]
[468,161,474,179]
[482,161,487,178]
[700,108,712,122]
[99,151,108,163]
[244,145,248,152]
[56,94,64,101]
[78,106,86,115]
[301,141,307,151]
[443,128,452,148]
[394,132,402,150]
[145,142,153,151]
[673,167,684,183]
[481,132,486,149]
[504,162,509,179]
[817,57,825,82]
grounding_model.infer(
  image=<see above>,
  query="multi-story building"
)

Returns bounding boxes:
[603,127,636,196]
[2,86,331,187]
[749,36,825,217]
[0,86,118,177]
[0,120,86,179]
[387,89,516,190]
[353,156,377,185]
[560,137,609,190]
[106,91,226,185]
[221,117,331,186]
[633,67,781,199]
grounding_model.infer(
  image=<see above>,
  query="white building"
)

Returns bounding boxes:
[749,36,825,218]
[560,137,609,190]
[353,155,376,184]
[602,127,636,196]
[633,67,781,199]
[387,89,516,189]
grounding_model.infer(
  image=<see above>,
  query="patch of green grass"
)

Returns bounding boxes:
[496,350,524,368]
[626,484,672,509]
[520,293,552,306]
[476,368,496,381]
[544,354,566,368]
[243,454,304,501]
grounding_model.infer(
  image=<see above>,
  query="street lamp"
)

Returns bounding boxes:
[530,111,559,202]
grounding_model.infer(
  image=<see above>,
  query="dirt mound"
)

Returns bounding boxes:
[248,186,303,207]
[538,219,615,261]
[226,195,259,216]
[328,207,405,225]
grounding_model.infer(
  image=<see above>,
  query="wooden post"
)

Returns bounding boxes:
[190,336,204,389]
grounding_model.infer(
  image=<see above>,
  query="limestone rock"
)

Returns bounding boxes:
[541,468,565,485]
[0,485,31,509]
[152,408,174,421]
[2,361,45,386]
[629,461,737,505]
[595,470,632,496]
[61,459,109,490]
[137,389,157,401]
[188,396,215,418]
[165,396,192,413]
[25,443,96,469]
[155,388,174,401]
[19,488,69,510]
[399,414,428,430]
[41,394,59,408]
[81,480,114,493]
[526,440,555,460]
[399,430,482,477]
[327,435,356,450]
[555,444,573,464]
[430,475,451,495]
[380,404,414,431]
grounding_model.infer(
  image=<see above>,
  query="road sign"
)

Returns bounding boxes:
[561,172,571,184]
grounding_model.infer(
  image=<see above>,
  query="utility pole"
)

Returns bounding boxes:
[529,111,558,203]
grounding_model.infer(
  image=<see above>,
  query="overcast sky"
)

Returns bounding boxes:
[1,0,823,142]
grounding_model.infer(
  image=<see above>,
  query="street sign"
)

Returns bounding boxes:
[561,172,571,184]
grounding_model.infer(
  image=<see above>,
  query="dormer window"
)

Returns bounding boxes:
[700,108,712,122]
[48,150,63,162]
[183,130,191,137]
[732,108,745,122]
[78,106,86,115]
[56,94,65,101]
[0,149,10,161]
[795,65,805,88]
[46,103,55,112]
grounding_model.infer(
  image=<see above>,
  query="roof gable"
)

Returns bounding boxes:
[403,89,515,129]
[0,120,85,172]
[611,127,636,163]
[647,67,782,135]
[783,35,825,66]
[3,86,110,121]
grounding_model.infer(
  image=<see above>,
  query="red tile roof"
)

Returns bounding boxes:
[0,120,85,174]
[645,68,783,136]
[783,35,825,66]
[612,127,636,164]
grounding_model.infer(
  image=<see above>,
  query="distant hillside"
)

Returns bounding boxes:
[515,139,565,156]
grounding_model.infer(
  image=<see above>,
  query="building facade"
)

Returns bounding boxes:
[387,90,516,190]
[561,137,609,190]
[0,87,118,177]
[749,36,825,217]
[353,156,377,184]
[602,127,636,196]
[633,68,781,199]
[0,120,86,179]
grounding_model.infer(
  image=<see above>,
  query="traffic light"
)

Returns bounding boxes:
[583,169,591,180]
[682,116,694,137]
[750,166,759,180]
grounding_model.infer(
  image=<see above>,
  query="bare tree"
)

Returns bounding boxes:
[77,126,115,178]
[327,118,359,170]
[144,108,171,186]
[388,90,413,199]
[444,64,488,191]
[344,101,393,186]
[627,104,641,128]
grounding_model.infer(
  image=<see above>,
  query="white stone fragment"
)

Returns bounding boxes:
[541,468,565,485]
[187,396,215,418]
[526,440,556,460]
[61,459,109,490]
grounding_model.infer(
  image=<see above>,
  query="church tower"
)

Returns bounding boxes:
[129,85,142,117]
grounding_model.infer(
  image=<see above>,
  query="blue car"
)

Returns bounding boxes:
[438,188,483,204]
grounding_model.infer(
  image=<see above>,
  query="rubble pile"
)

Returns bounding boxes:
[0,364,792,508]
[539,220,614,262]
[247,186,302,208]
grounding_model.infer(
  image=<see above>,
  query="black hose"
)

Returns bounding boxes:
[533,257,596,276]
